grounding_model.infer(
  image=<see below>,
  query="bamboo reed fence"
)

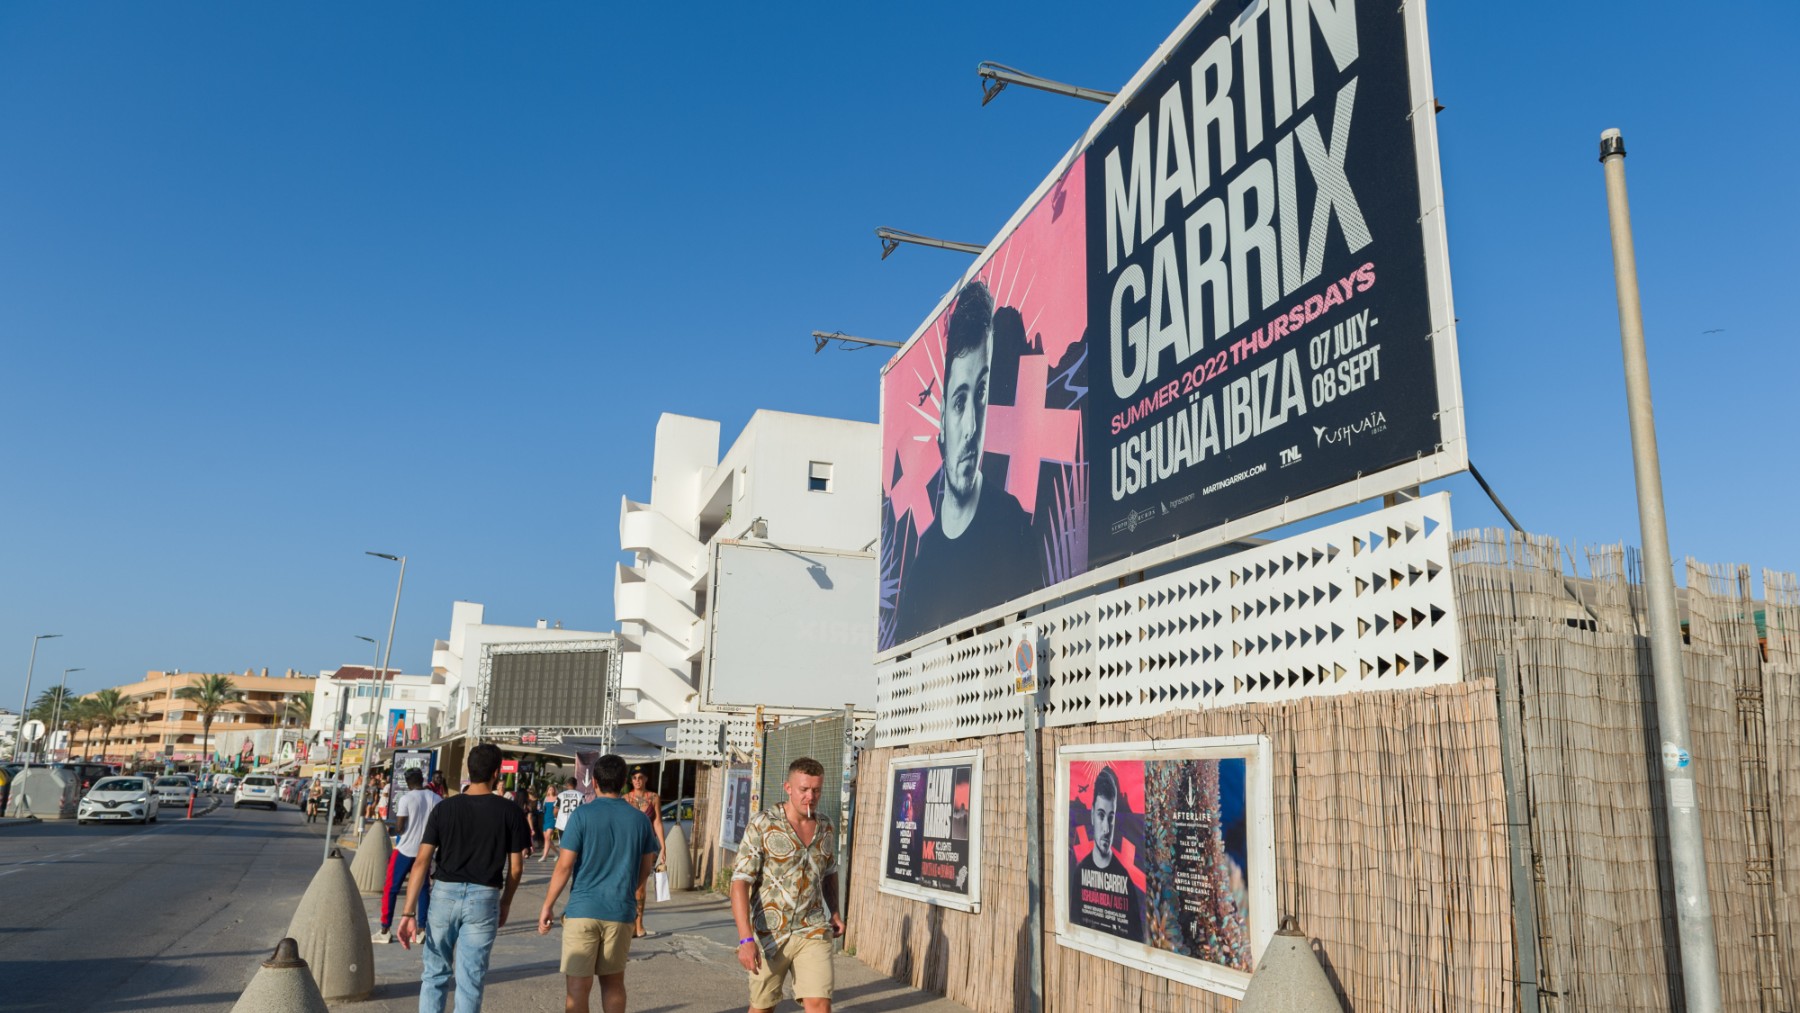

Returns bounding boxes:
[848,527,1800,1011]
[1455,528,1798,1011]
[848,681,1509,1012]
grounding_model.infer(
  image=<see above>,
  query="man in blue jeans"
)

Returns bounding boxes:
[395,743,532,1012]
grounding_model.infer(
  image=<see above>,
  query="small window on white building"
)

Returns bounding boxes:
[808,461,833,493]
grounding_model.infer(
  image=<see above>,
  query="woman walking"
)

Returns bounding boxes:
[623,766,666,937]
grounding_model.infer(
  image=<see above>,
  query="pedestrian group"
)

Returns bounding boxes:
[382,744,841,1012]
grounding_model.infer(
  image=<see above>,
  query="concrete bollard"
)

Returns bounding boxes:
[286,856,375,1002]
[1239,922,1344,1013]
[663,823,693,891]
[349,820,392,894]
[230,937,330,1013]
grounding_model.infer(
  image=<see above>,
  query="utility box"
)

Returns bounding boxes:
[11,768,78,819]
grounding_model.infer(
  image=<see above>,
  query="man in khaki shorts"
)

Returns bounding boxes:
[539,754,659,1013]
[731,757,843,1012]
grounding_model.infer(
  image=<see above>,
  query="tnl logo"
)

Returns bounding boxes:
[1279,445,1302,467]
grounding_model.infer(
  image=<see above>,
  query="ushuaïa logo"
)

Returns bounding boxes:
[1279,445,1302,467]
[1111,506,1159,536]
[1313,410,1388,449]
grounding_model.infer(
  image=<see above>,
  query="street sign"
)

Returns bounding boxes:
[21,719,45,742]
[1012,623,1039,695]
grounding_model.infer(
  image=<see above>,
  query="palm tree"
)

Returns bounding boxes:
[88,689,137,762]
[284,691,313,730]
[175,674,243,772]
[28,686,73,725]
[64,698,99,760]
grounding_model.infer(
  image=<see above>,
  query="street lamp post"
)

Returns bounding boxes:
[16,633,60,762]
[355,552,406,829]
[49,668,84,762]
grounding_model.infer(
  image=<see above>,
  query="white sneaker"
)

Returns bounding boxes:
[371,930,393,944]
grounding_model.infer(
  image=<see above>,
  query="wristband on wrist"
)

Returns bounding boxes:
[738,935,756,946]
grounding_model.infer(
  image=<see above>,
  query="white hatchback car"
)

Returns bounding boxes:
[153,775,196,808]
[234,774,280,810]
[79,776,161,825]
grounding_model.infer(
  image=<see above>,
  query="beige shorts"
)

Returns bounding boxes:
[561,918,632,977]
[749,934,834,1007]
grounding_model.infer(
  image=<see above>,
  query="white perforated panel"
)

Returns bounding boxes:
[873,495,1460,748]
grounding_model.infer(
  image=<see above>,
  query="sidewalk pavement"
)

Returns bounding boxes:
[339,835,972,1012]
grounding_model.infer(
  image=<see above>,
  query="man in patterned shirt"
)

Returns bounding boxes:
[731,756,843,1012]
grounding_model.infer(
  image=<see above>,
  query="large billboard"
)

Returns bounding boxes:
[878,749,984,912]
[704,542,877,711]
[1055,736,1274,999]
[487,645,613,729]
[878,0,1463,655]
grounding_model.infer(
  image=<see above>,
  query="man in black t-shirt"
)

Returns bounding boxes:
[396,743,532,1012]
[898,280,1041,642]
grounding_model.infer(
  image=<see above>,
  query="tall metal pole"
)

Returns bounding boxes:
[357,553,406,828]
[323,682,353,863]
[49,668,83,762]
[1599,127,1722,1011]
[16,633,59,762]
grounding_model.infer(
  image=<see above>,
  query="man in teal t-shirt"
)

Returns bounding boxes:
[538,753,660,1013]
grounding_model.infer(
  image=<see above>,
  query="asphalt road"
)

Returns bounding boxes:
[0,795,329,1012]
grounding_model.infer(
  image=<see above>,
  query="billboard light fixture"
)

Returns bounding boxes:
[874,227,983,261]
[812,330,904,354]
[977,62,1116,108]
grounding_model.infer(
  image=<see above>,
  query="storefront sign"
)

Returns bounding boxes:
[878,749,984,912]
[1055,735,1274,999]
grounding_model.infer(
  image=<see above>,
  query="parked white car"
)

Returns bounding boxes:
[78,776,160,825]
[153,775,196,808]
[234,774,280,810]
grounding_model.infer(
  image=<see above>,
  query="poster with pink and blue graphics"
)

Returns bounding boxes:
[879,156,1088,651]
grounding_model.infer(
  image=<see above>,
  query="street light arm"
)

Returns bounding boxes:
[873,227,984,260]
[811,330,905,354]
[977,62,1116,107]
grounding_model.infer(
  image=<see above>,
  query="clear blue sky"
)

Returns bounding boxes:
[3,2,1795,706]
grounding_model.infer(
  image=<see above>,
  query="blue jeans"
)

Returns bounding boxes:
[419,881,501,1013]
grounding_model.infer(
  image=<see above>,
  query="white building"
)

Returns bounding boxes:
[305,664,447,762]
[431,604,613,736]
[0,709,19,759]
[616,410,880,756]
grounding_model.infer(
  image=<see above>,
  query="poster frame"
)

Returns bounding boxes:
[875,0,1465,663]
[1053,734,1275,999]
[876,747,985,913]
[718,765,754,852]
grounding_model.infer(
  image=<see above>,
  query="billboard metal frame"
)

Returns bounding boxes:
[475,637,621,755]
[876,0,1464,662]
[702,538,880,715]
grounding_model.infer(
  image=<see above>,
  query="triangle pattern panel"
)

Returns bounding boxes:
[873,495,1461,747]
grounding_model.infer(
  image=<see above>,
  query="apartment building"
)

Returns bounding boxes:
[102,668,317,765]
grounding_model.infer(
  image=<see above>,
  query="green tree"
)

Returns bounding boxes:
[284,691,313,729]
[87,689,137,762]
[175,674,244,772]
[64,697,99,759]
[27,686,73,724]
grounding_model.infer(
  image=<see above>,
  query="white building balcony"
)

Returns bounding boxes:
[620,497,703,577]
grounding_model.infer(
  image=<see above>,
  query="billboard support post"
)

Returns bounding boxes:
[837,702,856,952]
[1599,128,1721,1011]
[1014,624,1044,1013]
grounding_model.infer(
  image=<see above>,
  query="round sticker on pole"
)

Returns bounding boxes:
[1011,623,1038,695]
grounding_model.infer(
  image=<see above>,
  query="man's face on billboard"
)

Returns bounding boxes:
[1090,790,1116,867]
[940,343,991,504]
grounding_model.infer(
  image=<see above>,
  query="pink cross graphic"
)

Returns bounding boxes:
[985,352,1081,515]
